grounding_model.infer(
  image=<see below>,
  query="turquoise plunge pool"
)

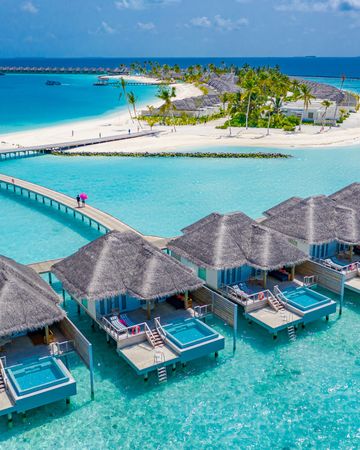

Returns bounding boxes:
[164,318,218,348]
[283,287,331,311]
[6,357,69,396]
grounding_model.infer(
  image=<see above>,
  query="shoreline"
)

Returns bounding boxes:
[1,74,360,152]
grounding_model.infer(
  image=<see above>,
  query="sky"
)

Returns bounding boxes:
[0,0,360,57]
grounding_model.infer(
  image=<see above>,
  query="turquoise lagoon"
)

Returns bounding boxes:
[0,148,360,448]
[0,74,158,133]
[1,145,360,263]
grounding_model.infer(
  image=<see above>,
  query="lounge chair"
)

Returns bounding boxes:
[119,314,135,327]
[109,315,127,332]
[324,258,344,271]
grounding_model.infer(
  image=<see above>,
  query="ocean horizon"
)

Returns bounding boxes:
[1,56,360,78]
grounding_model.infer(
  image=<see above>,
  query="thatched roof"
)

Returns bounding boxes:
[168,212,308,271]
[263,197,302,218]
[290,77,357,106]
[0,255,64,338]
[263,195,360,245]
[329,182,360,209]
[52,231,204,302]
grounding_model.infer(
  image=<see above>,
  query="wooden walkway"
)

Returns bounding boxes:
[0,130,159,158]
[0,174,169,250]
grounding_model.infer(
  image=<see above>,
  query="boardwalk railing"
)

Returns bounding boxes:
[0,174,167,248]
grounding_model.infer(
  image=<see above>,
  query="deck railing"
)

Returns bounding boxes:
[154,317,167,342]
[193,304,212,318]
[0,356,11,396]
[303,275,319,286]
[312,257,360,274]
[50,340,75,356]
[101,316,146,342]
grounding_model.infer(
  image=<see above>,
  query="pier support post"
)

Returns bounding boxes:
[326,315,329,321]
[77,304,81,315]
[106,334,110,343]
[301,323,305,329]
[62,289,66,306]
[144,373,148,382]
[66,398,70,407]
[215,351,218,358]
[233,304,238,352]
[48,272,52,285]
[273,333,277,340]
[91,320,95,329]
[172,364,176,372]
[21,412,26,423]
[7,413,13,429]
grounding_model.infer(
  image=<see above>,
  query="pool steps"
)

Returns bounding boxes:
[154,351,168,383]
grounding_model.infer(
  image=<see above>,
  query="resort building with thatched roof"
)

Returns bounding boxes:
[168,211,337,340]
[52,231,227,381]
[168,211,308,292]
[0,255,86,423]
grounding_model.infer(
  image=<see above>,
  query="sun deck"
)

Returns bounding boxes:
[101,302,225,377]
[246,306,302,332]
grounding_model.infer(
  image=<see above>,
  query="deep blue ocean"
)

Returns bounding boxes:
[1,56,360,78]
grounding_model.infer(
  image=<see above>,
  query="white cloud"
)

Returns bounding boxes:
[190,16,212,28]
[187,15,248,31]
[214,15,249,31]
[275,0,360,13]
[137,21,156,30]
[101,21,116,34]
[115,0,180,9]
[21,1,38,14]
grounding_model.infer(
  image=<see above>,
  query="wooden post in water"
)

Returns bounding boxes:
[89,343,95,400]
[233,303,238,352]
[48,272,53,285]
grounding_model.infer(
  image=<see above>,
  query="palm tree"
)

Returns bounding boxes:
[242,76,259,130]
[127,91,142,129]
[157,86,177,130]
[262,104,274,136]
[298,84,315,131]
[117,78,134,124]
[320,100,332,130]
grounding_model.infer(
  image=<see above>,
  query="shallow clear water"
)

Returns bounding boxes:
[2,145,360,263]
[1,284,359,449]
[0,74,158,133]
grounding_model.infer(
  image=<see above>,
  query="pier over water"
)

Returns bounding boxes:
[0,174,169,250]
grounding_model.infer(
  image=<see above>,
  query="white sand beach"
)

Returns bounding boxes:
[2,76,360,153]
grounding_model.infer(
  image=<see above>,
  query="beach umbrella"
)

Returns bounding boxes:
[80,193,88,200]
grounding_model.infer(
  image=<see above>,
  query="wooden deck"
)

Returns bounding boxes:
[345,276,360,294]
[0,174,169,249]
[246,306,302,333]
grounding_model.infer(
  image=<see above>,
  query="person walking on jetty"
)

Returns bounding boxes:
[76,194,80,208]
[79,193,88,208]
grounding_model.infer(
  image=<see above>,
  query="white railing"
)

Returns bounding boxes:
[154,349,165,364]
[154,317,167,342]
[194,304,211,318]
[303,275,318,286]
[50,340,74,356]
[244,289,274,306]
[313,257,360,274]
[0,356,9,393]
[144,322,157,348]
[273,285,289,306]
[101,316,146,341]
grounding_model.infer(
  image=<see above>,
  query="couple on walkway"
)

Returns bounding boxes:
[76,194,86,208]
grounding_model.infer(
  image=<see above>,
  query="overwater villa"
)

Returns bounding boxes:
[168,212,338,339]
[263,192,360,306]
[0,256,92,426]
[51,231,227,382]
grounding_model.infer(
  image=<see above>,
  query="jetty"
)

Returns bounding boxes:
[0,174,169,249]
[0,66,128,75]
[0,130,160,160]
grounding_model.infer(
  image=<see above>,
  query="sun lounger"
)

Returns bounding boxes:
[109,315,127,332]
[119,314,135,327]
[324,258,344,271]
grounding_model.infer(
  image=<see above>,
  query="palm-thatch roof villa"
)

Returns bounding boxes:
[262,192,360,311]
[168,212,337,339]
[0,255,86,424]
[51,231,226,382]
